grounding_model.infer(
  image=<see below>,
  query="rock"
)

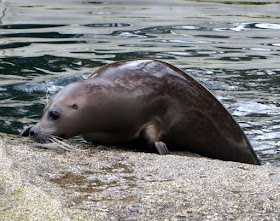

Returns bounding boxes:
[0,133,280,220]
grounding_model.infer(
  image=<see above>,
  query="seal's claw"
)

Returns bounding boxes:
[155,141,170,155]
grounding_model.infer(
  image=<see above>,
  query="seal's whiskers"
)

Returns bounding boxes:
[48,136,75,151]
[48,136,88,151]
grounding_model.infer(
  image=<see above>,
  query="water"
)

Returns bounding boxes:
[0,0,279,165]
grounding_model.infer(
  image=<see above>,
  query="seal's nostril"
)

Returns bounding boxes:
[29,128,35,137]
[20,125,33,137]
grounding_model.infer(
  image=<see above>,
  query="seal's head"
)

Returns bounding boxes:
[21,80,105,143]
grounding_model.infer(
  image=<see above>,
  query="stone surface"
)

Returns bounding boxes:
[0,133,280,220]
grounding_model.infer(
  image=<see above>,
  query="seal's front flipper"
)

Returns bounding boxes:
[155,141,169,154]
[141,123,170,155]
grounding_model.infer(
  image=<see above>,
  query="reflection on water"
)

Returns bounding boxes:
[0,0,279,165]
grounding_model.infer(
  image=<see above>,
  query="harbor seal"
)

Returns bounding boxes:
[21,59,260,165]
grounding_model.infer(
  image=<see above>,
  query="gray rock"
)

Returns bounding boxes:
[0,133,279,220]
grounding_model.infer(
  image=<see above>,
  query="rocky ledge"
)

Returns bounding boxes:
[0,133,279,220]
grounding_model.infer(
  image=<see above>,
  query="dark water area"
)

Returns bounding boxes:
[0,0,279,165]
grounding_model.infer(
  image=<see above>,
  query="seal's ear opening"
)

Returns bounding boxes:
[72,104,78,110]
[20,125,33,137]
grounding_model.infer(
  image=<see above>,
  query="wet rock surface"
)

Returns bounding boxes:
[0,133,280,220]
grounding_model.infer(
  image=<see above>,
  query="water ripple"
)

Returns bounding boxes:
[229,22,280,31]
[231,101,279,117]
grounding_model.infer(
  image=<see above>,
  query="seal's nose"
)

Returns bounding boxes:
[29,127,35,137]
[20,125,34,137]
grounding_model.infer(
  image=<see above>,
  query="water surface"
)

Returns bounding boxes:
[0,0,279,165]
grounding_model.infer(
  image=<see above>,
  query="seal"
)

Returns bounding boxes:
[21,59,260,165]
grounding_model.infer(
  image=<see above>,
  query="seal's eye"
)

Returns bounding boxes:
[72,104,78,110]
[49,110,60,121]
